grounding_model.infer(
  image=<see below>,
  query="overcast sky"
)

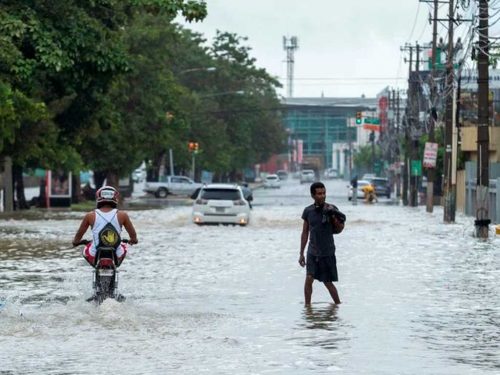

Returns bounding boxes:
[178,0,447,98]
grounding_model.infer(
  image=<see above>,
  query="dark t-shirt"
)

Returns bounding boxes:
[302,203,337,257]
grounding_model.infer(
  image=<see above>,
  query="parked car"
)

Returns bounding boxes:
[144,175,202,198]
[300,169,316,184]
[276,170,288,181]
[263,174,281,189]
[348,179,371,200]
[192,184,251,226]
[369,177,391,198]
[324,168,338,179]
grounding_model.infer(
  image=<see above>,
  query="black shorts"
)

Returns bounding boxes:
[306,254,338,282]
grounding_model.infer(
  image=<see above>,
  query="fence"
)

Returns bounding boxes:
[464,161,500,224]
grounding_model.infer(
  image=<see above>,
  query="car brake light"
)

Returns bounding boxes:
[196,199,208,205]
[233,199,246,205]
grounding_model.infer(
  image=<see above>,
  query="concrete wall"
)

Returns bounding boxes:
[456,169,466,213]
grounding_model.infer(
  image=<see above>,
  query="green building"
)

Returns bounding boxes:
[281,97,377,175]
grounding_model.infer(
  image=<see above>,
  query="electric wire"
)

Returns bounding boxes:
[406,1,422,43]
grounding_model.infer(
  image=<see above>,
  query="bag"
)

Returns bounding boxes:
[97,222,121,249]
[332,217,344,234]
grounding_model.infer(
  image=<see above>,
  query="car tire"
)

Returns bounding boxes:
[155,188,168,198]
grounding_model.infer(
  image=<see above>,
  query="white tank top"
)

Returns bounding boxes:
[90,209,121,254]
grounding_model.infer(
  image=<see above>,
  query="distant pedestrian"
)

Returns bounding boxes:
[299,182,346,305]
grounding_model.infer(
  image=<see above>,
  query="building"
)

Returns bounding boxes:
[459,68,500,163]
[281,96,378,178]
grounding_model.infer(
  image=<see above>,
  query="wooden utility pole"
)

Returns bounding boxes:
[443,0,456,223]
[426,0,439,213]
[475,0,490,238]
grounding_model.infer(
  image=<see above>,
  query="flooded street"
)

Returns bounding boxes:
[1,179,500,374]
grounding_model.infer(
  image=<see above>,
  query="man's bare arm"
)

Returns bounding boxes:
[300,220,309,255]
[121,212,138,244]
[72,213,92,245]
[299,220,309,267]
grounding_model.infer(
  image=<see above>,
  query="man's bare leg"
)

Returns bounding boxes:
[304,275,314,305]
[324,281,341,304]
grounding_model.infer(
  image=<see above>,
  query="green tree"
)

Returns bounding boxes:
[354,144,382,174]
[0,1,207,205]
[199,31,285,180]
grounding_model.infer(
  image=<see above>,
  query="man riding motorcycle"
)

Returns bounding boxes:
[72,186,138,266]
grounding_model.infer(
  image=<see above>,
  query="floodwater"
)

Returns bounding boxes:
[1,179,499,374]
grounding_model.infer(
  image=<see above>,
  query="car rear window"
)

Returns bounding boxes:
[200,189,241,200]
[371,179,388,186]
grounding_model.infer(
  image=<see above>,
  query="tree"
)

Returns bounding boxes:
[0,1,207,206]
[354,144,382,174]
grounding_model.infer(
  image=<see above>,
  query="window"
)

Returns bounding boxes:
[201,189,242,200]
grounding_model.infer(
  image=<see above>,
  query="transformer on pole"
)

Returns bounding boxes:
[283,36,299,98]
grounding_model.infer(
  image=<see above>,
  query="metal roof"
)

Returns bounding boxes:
[280,97,378,109]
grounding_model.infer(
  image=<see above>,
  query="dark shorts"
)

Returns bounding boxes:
[306,254,338,282]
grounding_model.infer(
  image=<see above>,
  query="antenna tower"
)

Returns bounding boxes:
[283,36,299,97]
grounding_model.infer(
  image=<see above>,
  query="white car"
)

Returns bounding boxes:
[324,168,338,179]
[192,184,251,226]
[263,174,281,189]
[347,179,371,200]
[300,169,316,184]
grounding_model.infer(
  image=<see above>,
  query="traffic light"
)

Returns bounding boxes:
[355,111,362,125]
[188,141,199,153]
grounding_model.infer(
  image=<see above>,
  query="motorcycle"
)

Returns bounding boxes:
[75,239,129,304]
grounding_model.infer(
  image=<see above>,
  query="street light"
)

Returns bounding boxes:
[179,67,217,74]
[197,90,245,98]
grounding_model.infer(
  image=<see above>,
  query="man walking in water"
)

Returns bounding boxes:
[299,182,346,305]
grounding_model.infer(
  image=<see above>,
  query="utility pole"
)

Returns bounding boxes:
[401,44,414,206]
[409,43,421,207]
[426,0,439,213]
[475,0,490,238]
[283,36,299,98]
[443,0,456,223]
[396,90,402,198]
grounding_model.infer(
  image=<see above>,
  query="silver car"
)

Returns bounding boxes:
[192,184,251,226]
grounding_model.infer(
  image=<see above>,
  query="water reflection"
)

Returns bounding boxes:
[294,303,350,351]
[302,303,339,331]
[411,222,500,371]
